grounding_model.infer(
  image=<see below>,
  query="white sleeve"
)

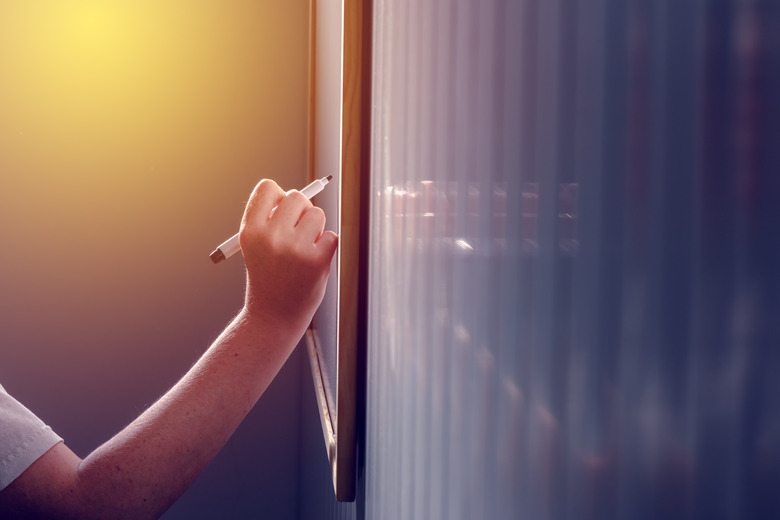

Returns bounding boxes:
[0,384,63,491]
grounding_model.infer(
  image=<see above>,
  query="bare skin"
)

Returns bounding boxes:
[0,179,338,519]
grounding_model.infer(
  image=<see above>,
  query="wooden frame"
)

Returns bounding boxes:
[305,0,370,502]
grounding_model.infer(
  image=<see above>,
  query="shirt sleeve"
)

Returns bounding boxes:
[0,384,63,491]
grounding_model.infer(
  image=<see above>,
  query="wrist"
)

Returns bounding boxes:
[237,300,309,350]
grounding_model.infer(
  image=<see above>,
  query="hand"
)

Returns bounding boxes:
[0,181,338,520]
[238,179,338,338]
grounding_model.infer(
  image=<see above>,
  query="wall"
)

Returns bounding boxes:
[0,2,310,518]
[299,0,780,519]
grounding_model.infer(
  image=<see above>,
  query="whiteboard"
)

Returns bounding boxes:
[305,0,370,502]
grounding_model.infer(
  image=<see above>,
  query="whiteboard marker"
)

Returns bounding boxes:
[209,175,333,264]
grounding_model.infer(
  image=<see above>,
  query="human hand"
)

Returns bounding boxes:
[238,179,338,338]
[0,182,335,520]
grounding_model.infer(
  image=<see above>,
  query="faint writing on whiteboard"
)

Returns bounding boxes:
[379,181,579,258]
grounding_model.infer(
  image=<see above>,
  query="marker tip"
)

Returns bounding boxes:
[209,249,226,264]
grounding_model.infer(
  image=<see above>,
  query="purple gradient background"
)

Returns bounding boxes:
[0,2,310,517]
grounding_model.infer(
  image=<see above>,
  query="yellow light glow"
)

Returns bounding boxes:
[0,0,308,264]
[43,5,142,88]
[8,3,168,109]
[0,1,281,190]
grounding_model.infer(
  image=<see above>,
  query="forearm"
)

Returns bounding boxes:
[0,179,337,519]
[76,309,300,519]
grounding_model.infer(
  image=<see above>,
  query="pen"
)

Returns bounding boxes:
[209,175,333,264]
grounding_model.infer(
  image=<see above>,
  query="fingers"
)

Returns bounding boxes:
[241,179,338,266]
[296,204,326,238]
[272,190,313,229]
[295,206,338,263]
[243,179,286,226]
[242,181,319,237]
[315,230,339,264]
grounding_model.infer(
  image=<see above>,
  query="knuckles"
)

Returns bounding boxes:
[239,181,336,276]
[255,178,283,197]
[279,190,311,212]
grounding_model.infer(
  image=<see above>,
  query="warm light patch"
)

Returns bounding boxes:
[6,3,176,121]
[0,1,307,267]
[0,1,273,191]
[39,4,143,90]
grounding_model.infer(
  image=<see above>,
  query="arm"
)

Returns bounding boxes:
[0,179,338,519]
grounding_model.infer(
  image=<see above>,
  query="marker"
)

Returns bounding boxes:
[209,175,333,264]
